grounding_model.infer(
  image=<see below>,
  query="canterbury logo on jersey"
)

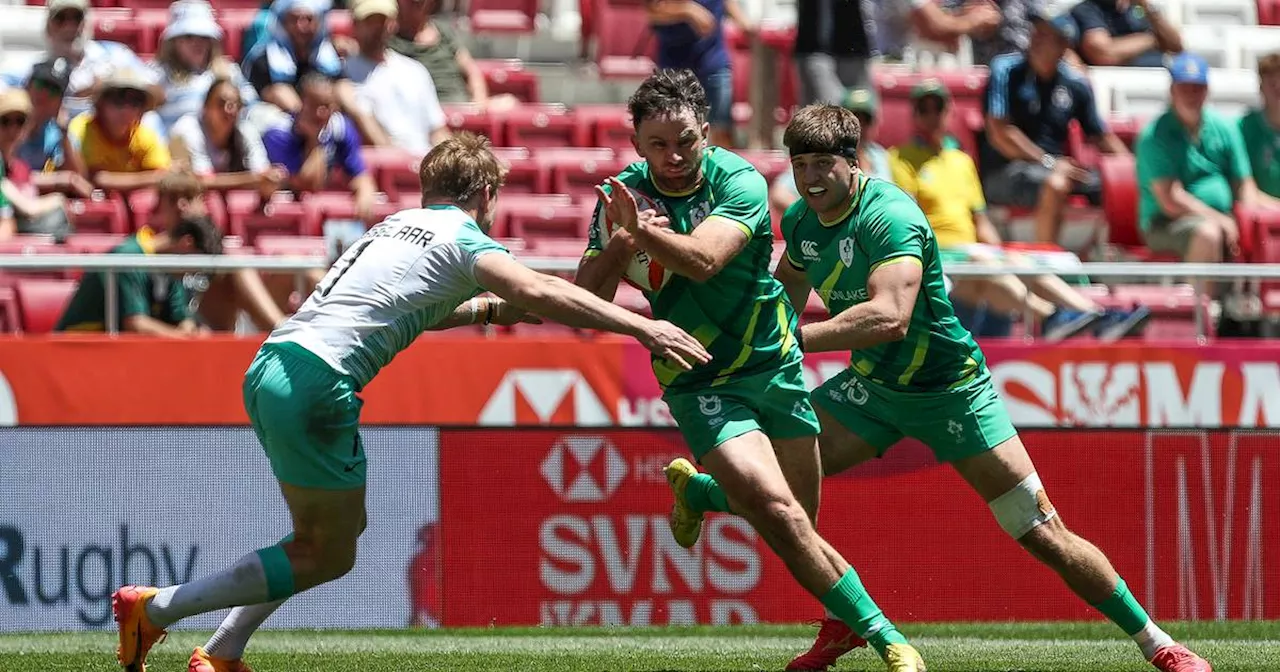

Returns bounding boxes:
[800,240,820,260]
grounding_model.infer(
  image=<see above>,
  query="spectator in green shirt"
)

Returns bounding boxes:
[1136,53,1262,264]
[1238,53,1280,204]
[56,213,222,335]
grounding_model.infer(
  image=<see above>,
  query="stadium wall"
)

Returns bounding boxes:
[1,338,1278,631]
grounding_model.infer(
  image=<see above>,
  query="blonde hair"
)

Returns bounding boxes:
[418,132,507,206]
[157,36,228,85]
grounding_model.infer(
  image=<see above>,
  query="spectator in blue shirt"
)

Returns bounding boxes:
[262,74,377,221]
[16,58,93,199]
[981,12,1129,244]
[1071,0,1182,68]
[647,0,753,148]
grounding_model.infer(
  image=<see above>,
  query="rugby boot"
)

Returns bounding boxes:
[189,647,255,672]
[113,585,167,672]
[663,458,703,548]
[1150,644,1213,672]
[883,643,928,672]
[785,618,869,671]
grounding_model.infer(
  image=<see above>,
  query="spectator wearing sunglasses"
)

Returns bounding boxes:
[16,58,94,200]
[0,89,79,242]
[68,68,171,193]
[3,0,161,124]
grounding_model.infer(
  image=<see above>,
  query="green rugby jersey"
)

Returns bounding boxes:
[780,175,982,392]
[584,147,800,391]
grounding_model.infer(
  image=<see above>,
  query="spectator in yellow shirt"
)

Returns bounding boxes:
[891,79,1148,341]
[68,68,171,193]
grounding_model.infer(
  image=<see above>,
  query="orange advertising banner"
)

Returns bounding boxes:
[0,335,627,426]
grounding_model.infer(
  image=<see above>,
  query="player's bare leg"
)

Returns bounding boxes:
[113,484,365,670]
[695,430,922,671]
[952,435,1211,672]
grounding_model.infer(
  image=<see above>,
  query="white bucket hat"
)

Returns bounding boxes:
[163,0,223,42]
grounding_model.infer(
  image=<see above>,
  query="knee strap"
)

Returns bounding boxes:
[988,472,1058,539]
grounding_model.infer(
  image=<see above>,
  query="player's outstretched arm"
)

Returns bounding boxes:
[800,258,922,352]
[597,177,749,282]
[774,254,815,318]
[475,253,712,370]
[426,297,542,331]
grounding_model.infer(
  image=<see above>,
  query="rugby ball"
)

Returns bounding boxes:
[594,185,674,292]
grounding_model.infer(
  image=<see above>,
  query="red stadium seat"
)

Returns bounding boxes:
[1262,0,1280,25]
[494,147,548,194]
[503,104,577,148]
[508,201,593,242]
[363,146,424,198]
[65,233,127,255]
[442,104,503,145]
[592,0,656,79]
[126,190,228,232]
[0,286,18,334]
[327,10,353,39]
[226,192,317,243]
[478,60,540,102]
[14,278,75,334]
[731,49,752,124]
[468,0,538,33]
[0,235,57,256]
[524,236,591,261]
[93,9,159,57]
[255,235,328,259]
[874,69,987,155]
[66,195,128,234]
[736,149,790,182]
[539,148,623,199]
[306,191,399,227]
[1098,154,1151,253]
[492,193,574,238]
[571,105,634,151]
[216,8,259,62]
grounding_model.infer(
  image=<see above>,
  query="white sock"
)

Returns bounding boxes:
[1133,619,1176,660]
[204,599,286,660]
[145,551,272,629]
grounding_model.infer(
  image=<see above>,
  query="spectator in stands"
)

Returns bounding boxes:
[55,212,222,336]
[69,68,172,193]
[646,0,753,148]
[0,90,77,242]
[169,78,286,198]
[1137,53,1263,264]
[150,172,292,332]
[389,0,519,110]
[1239,54,1280,204]
[769,87,891,213]
[982,13,1129,245]
[17,58,94,199]
[21,0,161,122]
[347,0,450,156]
[243,0,389,146]
[892,78,1148,341]
[262,74,377,220]
[793,0,876,104]
[911,0,1021,66]
[152,0,260,136]
[1071,0,1182,68]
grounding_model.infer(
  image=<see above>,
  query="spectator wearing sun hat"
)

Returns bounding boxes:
[346,0,449,156]
[151,0,259,136]
[68,68,171,192]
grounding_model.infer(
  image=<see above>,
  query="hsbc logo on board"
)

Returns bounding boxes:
[540,435,628,502]
[479,369,611,426]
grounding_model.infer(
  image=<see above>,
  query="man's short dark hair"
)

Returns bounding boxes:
[171,215,223,256]
[783,104,862,160]
[627,69,708,128]
[299,73,335,98]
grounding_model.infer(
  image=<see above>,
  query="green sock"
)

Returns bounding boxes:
[820,568,909,657]
[1091,578,1150,636]
[684,473,733,513]
[256,544,296,601]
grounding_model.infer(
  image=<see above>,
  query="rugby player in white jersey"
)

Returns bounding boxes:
[110,132,711,672]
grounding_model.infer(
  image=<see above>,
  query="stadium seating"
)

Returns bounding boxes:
[543,148,628,199]
[478,59,541,102]
[591,0,656,79]
[64,234,126,255]
[442,104,505,143]
[571,105,635,153]
[13,277,74,334]
[504,104,578,148]
[468,0,539,34]
[492,193,574,238]
[255,235,328,259]
[66,196,129,235]
[225,192,317,243]
[0,286,18,334]
[363,146,426,197]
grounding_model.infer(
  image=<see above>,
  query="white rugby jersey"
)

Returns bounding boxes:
[267,205,508,386]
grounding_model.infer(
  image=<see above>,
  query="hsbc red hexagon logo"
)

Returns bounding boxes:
[540,435,628,502]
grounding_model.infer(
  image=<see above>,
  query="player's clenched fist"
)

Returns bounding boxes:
[637,320,711,371]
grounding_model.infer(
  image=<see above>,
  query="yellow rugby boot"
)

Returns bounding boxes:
[189,647,255,672]
[884,643,927,672]
[663,458,704,548]
[112,585,167,672]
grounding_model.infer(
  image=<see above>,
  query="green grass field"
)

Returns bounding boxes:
[2,622,1276,671]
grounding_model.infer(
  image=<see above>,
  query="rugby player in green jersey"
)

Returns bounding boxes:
[670,103,1213,672]
[576,70,927,672]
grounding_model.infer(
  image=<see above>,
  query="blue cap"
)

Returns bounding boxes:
[1032,11,1080,45]
[1169,53,1209,85]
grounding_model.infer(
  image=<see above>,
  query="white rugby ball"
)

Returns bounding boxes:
[595,185,674,292]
